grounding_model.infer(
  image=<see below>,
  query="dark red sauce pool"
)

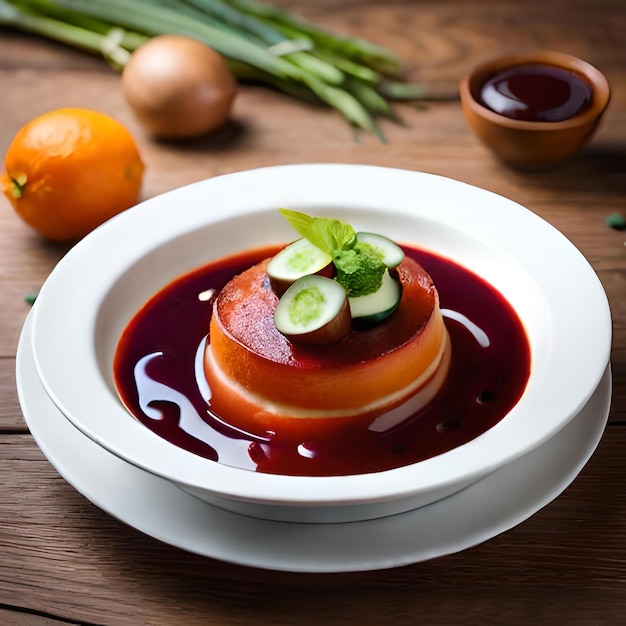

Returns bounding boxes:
[114,245,531,476]
[479,63,592,122]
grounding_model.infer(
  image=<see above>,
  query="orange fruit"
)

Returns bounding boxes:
[1,108,145,242]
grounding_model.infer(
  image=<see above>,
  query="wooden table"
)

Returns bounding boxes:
[1,1,625,624]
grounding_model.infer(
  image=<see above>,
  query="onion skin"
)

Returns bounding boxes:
[121,34,237,138]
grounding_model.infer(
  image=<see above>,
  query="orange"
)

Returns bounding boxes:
[1,108,145,242]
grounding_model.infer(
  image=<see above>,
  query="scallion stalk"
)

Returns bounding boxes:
[0,0,451,136]
[225,0,404,76]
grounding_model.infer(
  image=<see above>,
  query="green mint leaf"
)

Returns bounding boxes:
[279,208,356,255]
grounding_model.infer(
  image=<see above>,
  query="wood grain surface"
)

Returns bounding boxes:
[1,1,625,624]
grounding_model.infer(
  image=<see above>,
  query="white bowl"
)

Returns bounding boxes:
[29,164,612,523]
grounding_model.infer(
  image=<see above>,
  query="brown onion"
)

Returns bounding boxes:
[121,35,237,138]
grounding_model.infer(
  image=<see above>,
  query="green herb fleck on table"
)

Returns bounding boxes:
[606,211,626,231]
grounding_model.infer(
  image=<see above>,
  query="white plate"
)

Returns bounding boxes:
[18,312,611,573]
[28,165,612,517]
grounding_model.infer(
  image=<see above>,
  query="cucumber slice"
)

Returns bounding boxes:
[348,269,402,321]
[267,238,333,295]
[356,232,405,268]
[274,275,351,345]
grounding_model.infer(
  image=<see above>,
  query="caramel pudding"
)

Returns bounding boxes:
[204,256,451,439]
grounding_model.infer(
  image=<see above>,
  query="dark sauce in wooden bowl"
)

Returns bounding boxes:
[480,64,592,122]
[114,245,531,476]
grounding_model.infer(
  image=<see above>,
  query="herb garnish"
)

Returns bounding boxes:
[279,208,387,297]
[279,208,356,256]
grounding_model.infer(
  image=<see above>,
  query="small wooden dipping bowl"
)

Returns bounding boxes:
[460,50,610,170]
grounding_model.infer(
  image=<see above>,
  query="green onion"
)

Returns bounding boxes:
[227,0,404,76]
[0,0,451,135]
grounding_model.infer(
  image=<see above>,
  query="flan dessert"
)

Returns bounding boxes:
[203,210,451,440]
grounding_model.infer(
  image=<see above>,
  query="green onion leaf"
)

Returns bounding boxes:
[0,0,436,137]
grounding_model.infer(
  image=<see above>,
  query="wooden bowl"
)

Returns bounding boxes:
[460,50,611,170]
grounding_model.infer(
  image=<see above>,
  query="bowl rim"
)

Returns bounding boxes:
[29,164,612,508]
[459,49,611,131]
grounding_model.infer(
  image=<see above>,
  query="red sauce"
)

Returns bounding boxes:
[480,64,592,122]
[114,245,531,476]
